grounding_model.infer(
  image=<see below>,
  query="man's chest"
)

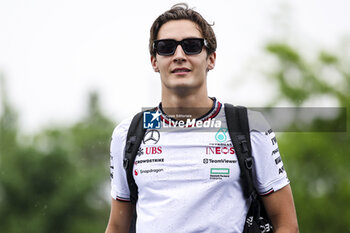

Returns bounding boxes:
[133,129,241,187]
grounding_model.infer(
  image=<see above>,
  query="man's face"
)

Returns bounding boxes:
[151,19,216,93]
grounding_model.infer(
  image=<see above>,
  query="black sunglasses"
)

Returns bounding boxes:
[153,38,207,56]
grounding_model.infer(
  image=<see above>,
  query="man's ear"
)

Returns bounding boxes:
[207,52,216,71]
[151,55,159,72]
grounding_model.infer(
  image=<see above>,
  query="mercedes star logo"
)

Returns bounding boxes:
[143,130,160,144]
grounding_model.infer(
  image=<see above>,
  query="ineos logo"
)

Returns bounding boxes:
[143,130,160,144]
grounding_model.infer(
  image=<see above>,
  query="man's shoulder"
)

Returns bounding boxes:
[222,104,271,133]
[247,109,271,133]
[111,116,134,139]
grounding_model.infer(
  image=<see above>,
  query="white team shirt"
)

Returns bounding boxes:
[110,99,289,233]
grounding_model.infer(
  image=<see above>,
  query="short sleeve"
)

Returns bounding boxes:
[248,110,290,195]
[110,118,132,201]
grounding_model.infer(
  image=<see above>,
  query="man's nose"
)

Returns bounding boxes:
[173,44,186,62]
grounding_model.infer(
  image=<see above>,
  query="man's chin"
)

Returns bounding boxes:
[171,80,194,89]
[162,78,202,93]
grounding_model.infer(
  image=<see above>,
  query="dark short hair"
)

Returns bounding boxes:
[149,3,217,57]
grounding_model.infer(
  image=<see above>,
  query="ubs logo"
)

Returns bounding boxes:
[143,130,160,144]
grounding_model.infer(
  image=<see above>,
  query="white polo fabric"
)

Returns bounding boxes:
[110,99,289,233]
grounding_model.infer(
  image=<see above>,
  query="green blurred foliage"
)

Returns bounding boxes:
[0,83,115,233]
[265,42,350,232]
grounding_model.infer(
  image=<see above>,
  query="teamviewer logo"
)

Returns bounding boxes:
[143,111,161,129]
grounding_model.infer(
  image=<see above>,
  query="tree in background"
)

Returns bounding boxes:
[263,41,350,232]
[0,77,115,233]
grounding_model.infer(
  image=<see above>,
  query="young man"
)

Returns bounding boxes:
[105,4,298,233]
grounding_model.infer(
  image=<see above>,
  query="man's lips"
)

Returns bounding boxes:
[171,68,191,73]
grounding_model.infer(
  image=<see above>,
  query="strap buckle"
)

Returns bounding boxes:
[124,136,137,170]
[245,157,253,170]
[123,158,129,169]
[237,135,248,153]
[240,140,248,153]
[125,136,137,153]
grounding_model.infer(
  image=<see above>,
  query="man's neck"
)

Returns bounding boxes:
[161,90,214,120]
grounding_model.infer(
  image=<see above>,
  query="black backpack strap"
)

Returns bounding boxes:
[123,111,146,204]
[124,107,157,204]
[224,103,255,199]
[124,108,157,233]
[225,104,274,232]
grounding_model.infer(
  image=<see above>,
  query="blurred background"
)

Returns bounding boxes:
[0,0,349,232]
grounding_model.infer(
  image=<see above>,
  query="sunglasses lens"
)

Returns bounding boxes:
[155,39,205,56]
[182,39,203,54]
[156,40,177,56]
